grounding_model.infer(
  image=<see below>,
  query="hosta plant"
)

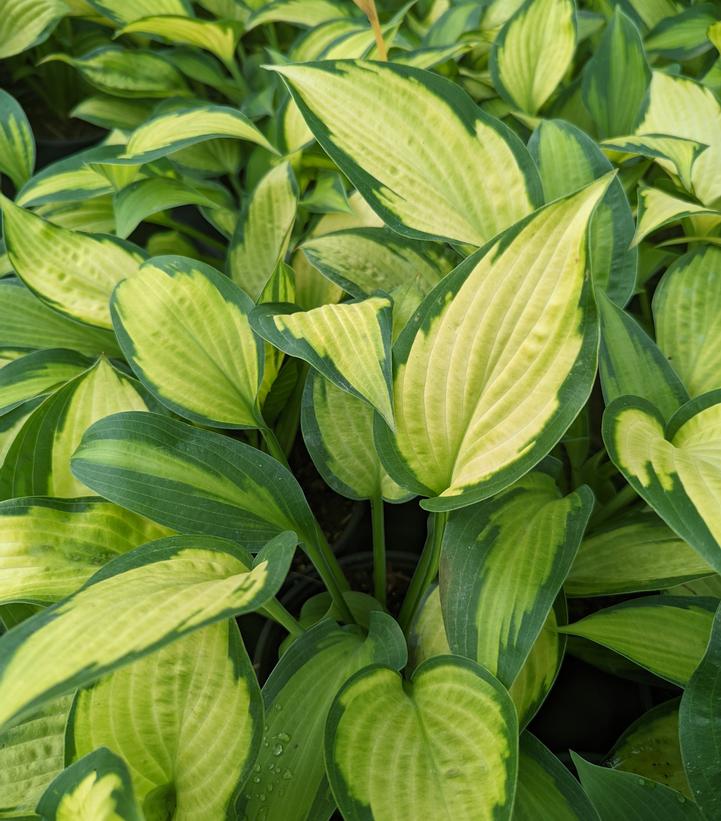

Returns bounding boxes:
[1,0,721,819]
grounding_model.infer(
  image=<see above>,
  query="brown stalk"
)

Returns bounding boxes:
[352,0,388,60]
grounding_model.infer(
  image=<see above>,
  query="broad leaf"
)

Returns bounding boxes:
[632,186,720,247]
[597,288,688,420]
[581,8,650,138]
[439,472,592,685]
[16,147,115,209]
[679,602,721,818]
[122,103,275,163]
[68,621,261,819]
[0,532,295,731]
[252,296,394,426]
[604,394,721,574]
[302,370,410,502]
[0,695,72,816]
[559,596,716,686]
[515,733,599,821]
[0,91,34,190]
[0,497,171,605]
[85,0,191,23]
[247,0,353,29]
[376,178,609,510]
[0,359,151,499]
[572,753,704,821]
[567,513,712,596]
[228,161,298,299]
[0,349,89,415]
[0,196,145,329]
[71,411,321,550]
[0,0,67,60]
[528,119,636,305]
[237,614,406,821]
[0,280,120,358]
[271,59,542,245]
[325,655,518,821]
[36,747,142,820]
[112,255,265,429]
[490,0,576,115]
[653,245,721,397]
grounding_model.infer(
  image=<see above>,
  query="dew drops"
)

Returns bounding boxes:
[283,769,293,780]
[273,743,284,756]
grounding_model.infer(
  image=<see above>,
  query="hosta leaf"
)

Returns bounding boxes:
[0,280,120,358]
[679,603,721,818]
[407,584,450,669]
[0,0,67,60]
[37,195,117,235]
[113,177,232,239]
[597,288,688,420]
[633,186,721,246]
[118,16,241,67]
[85,0,191,23]
[528,119,636,306]
[42,47,190,99]
[0,695,72,816]
[572,754,704,820]
[122,103,275,163]
[0,497,171,606]
[325,655,518,821]
[581,8,650,138]
[601,134,707,194]
[71,96,153,131]
[439,472,592,685]
[646,5,720,60]
[0,91,34,191]
[0,398,42,467]
[376,178,609,510]
[111,256,264,429]
[16,147,114,209]
[653,245,721,397]
[568,513,712,596]
[636,71,721,207]
[0,349,89,415]
[0,360,150,500]
[0,532,295,731]
[71,411,320,550]
[36,747,142,820]
[603,394,721,574]
[515,733,600,821]
[302,370,410,502]
[237,614,406,821]
[559,596,716,686]
[68,621,260,820]
[271,59,541,245]
[228,161,298,299]
[246,0,353,30]
[608,699,690,795]
[252,296,394,427]
[0,197,145,329]
[490,0,576,115]
[301,227,453,300]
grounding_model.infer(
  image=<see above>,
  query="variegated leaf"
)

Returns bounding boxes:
[325,656,518,821]
[0,349,89,415]
[0,497,171,605]
[632,186,721,247]
[228,161,298,299]
[376,178,609,509]
[246,0,353,30]
[271,59,542,245]
[653,245,721,397]
[559,596,716,686]
[252,295,394,427]
[0,0,67,59]
[0,532,295,731]
[0,91,34,191]
[68,621,261,819]
[490,0,576,115]
[85,0,191,24]
[111,255,264,429]
[0,359,151,499]
[0,196,145,329]
[439,472,591,685]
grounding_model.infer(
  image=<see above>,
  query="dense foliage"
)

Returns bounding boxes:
[0,0,721,818]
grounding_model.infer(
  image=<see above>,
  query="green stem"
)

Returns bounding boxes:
[149,214,227,253]
[261,599,304,638]
[370,496,386,607]
[309,527,355,624]
[589,483,639,530]
[260,426,291,469]
[398,511,448,632]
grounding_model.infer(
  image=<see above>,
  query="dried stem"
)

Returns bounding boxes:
[353,0,388,60]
